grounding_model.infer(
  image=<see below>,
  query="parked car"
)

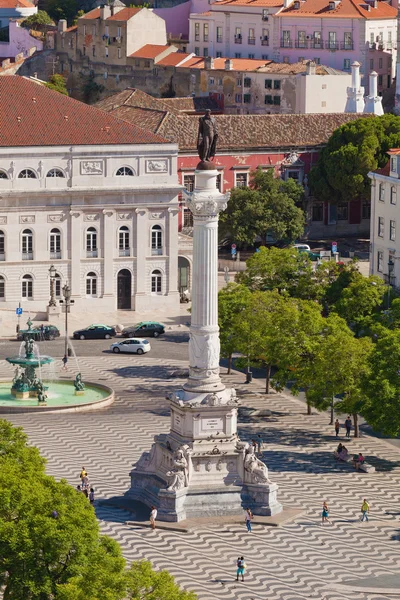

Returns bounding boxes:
[110,338,151,354]
[17,325,60,341]
[121,321,165,338]
[294,244,320,261]
[73,324,116,340]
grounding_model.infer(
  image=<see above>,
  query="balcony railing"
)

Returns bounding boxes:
[280,40,292,48]
[86,250,98,258]
[325,41,339,50]
[152,247,163,256]
[311,40,323,48]
[295,40,308,48]
[248,37,255,45]
[50,251,61,260]
[234,36,242,44]
[340,41,353,50]
[22,252,33,260]
[119,248,130,257]
[261,39,269,46]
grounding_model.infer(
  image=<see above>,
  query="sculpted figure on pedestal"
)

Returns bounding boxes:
[197,110,218,163]
[166,446,191,492]
[244,446,272,484]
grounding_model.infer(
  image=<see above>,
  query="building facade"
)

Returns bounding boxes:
[369,149,400,286]
[0,0,36,29]
[0,76,181,314]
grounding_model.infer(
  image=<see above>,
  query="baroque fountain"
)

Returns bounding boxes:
[0,320,114,413]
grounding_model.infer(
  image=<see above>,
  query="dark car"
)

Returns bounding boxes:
[17,325,60,341]
[121,321,165,338]
[73,324,116,340]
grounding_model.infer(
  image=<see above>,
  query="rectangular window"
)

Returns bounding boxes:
[243,93,251,103]
[344,58,350,70]
[209,77,214,85]
[265,79,272,88]
[337,203,348,220]
[235,93,242,102]
[378,32,383,44]
[391,186,397,204]
[194,47,200,56]
[377,250,383,272]
[248,27,255,44]
[314,57,320,64]
[235,26,242,42]
[390,219,396,241]
[344,32,352,49]
[362,200,371,219]
[274,80,281,90]
[92,46,95,57]
[262,54,268,60]
[370,32,374,45]
[243,77,251,87]
[378,216,384,237]
[183,208,193,228]
[216,52,222,58]
[388,30,392,48]
[328,31,336,48]
[203,48,208,57]
[216,173,222,192]
[183,174,195,192]
[273,95,281,105]
[297,31,306,47]
[248,53,255,59]
[216,26,223,43]
[282,30,290,47]
[313,31,321,48]
[195,23,200,41]
[262,29,269,45]
[236,173,248,188]
[379,57,383,69]
[117,26,122,37]
[312,203,324,222]
[203,23,208,42]
[235,53,241,58]
[379,183,385,201]
[264,94,273,104]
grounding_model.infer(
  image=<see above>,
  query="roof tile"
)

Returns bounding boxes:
[130,44,171,59]
[279,0,397,19]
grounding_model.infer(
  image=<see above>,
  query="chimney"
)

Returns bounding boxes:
[364,71,384,115]
[306,60,316,75]
[204,56,214,69]
[100,4,111,20]
[224,58,233,70]
[58,19,67,33]
[345,61,365,113]
[283,0,292,7]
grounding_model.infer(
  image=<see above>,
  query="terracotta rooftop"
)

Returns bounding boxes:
[279,0,397,19]
[388,148,400,155]
[130,44,171,59]
[374,160,390,176]
[171,55,345,74]
[258,61,346,74]
[0,77,169,147]
[190,57,269,71]
[157,52,193,67]
[97,88,372,151]
[0,0,34,7]
[211,0,283,6]
[161,96,221,113]
[80,7,142,20]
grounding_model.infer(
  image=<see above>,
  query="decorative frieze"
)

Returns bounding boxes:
[149,211,164,220]
[146,159,168,173]
[47,214,64,223]
[117,212,133,220]
[19,215,35,224]
[80,160,103,175]
[0,216,7,224]
[83,213,100,222]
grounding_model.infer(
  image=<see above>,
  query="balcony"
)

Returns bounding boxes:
[261,38,269,46]
[248,37,256,45]
[234,36,242,44]
[152,247,163,256]
[325,41,339,50]
[295,40,308,48]
[50,251,61,260]
[311,40,323,49]
[280,39,292,48]
[340,41,353,50]
[119,248,130,257]
[86,250,98,258]
[22,252,33,260]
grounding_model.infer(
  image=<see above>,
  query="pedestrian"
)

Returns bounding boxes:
[256,434,263,456]
[345,416,352,438]
[80,466,87,485]
[236,557,246,582]
[82,475,90,493]
[89,488,95,505]
[83,487,88,498]
[251,439,257,453]
[244,507,253,532]
[334,419,340,438]
[62,354,68,371]
[321,501,331,524]
[150,505,157,530]
[40,324,45,341]
[76,485,82,493]
[360,498,369,522]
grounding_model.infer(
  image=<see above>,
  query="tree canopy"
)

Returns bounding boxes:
[21,10,53,30]
[46,0,79,26]
[219,169,305,247]
[45,74,69,96]
[309,114,400,203]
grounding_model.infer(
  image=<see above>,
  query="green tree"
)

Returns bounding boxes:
[21,10,53,30]
[46,74,69,96]
[219,168,305,247]
[46,0,79,26]
[81,74,104,104]
[309,114,400,203]
[126,561,197,600]
[362,329,400,436]
[332,273,386,333]
[218,283,252,374]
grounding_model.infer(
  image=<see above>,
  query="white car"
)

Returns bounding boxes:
[294,243,311,252]
[110,338,151,354]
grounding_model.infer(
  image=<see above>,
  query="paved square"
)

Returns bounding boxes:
[2,355,400,600]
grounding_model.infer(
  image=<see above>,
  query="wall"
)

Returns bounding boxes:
[0,21,42,59]
[299,72,351,113]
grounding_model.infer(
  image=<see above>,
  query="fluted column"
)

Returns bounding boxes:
[183,168,230,393]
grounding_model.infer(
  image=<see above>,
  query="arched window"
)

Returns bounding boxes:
[116,167,134,176]
[50,273,62,299]
[151,225,162,256]
[86,271,97,296]
[22,229,33,260]
[50,228,61,259]
[151,269,162,294]
[0,275,4,300]
[22,274,33,299]
[86,227,98,258]
[18,169,37,179]
[0,230,5,261]
[119,226,130,256]
[0,170,8,179]
[46,168,65,178]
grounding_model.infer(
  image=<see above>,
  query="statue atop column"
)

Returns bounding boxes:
[197,110,218,164]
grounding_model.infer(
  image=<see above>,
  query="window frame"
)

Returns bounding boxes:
[151,269,162,294]
[86,271,98,297]
[151,224,163,255]
[18,169,37,179]
[378,216,384,238]
[22,274,33,299]
[86,227,98,257]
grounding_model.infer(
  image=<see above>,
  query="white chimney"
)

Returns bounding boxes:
[100,4,111,20]
[345,61,365,113]
[364,71,384,115]
[283,0,292,6]
[205,56,214,69]
[224,59,233,70]
[306,60,316,75]
[58,19,67,32]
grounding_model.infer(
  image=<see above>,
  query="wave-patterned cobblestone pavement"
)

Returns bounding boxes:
[2,357,400,600]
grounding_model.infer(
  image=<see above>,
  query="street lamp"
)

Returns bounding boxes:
[48,265,57,308]
[59,283,74,357]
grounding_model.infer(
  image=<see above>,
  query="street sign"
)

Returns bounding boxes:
[231,248,237,256]
[332,242,337,254]
[231,243,237,250]
[16,307,23,316]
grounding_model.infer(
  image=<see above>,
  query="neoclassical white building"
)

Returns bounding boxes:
[0,76,181,313]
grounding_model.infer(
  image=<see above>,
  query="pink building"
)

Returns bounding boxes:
[0,20,42,59]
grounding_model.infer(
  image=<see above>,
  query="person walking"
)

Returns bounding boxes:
[89,488,95,505]
[321,501,331,524]
[80,466,87,485]
[345,416,352,438]
[40,324,45,341]
[256,434,263,456]
[150,506,157,530]
[360,499,369,521]
[334,419,340,438]
[244,508,253,532]
[62,354,68,371]
[236,557,246,582]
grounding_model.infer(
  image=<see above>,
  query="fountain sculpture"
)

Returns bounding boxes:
[7,336,53,399]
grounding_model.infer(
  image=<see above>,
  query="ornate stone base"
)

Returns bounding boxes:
[12,390,30,399]
[241,483,283,516]
[74,390,85,396]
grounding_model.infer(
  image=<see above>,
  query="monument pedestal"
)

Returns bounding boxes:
[47,305,61,320]
[125,166,282,521]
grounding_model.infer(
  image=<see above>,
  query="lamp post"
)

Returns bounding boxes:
[60,283,74,358]
[48,265,57,308]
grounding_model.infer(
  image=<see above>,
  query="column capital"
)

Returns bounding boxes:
[184,191,230,218]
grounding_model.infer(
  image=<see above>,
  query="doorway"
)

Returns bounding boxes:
[117,269,131,309]
[178,256,190,294]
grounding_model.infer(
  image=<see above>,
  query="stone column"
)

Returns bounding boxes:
[69,211,82,299]
[134,207,147,310]
[183,168,229,393]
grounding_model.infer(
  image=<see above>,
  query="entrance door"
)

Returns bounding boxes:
[117,269,131,309]
[178,257,190,294]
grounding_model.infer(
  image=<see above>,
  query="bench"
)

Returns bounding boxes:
[334,453,375,473]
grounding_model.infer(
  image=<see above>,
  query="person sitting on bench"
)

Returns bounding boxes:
[353,452,365,471]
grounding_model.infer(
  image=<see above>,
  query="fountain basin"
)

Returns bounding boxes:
[6,355,54,368]
[0,379,114,413]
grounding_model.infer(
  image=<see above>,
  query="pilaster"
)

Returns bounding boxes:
[69,210,82,297]
[102,209,115,297]
[135,207,147,299]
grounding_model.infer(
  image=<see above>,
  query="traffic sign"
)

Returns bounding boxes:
[231,243,237,250]
[16,307,23,316]
[231,248,237,255]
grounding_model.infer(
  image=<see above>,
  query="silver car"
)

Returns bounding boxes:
[110,338,151,354]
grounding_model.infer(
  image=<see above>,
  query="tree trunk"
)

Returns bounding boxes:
[353,413,359,438]
[265,363,271,394]
[227,353,232,375]
[307,400,312,415]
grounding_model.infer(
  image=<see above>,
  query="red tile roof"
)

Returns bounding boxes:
[80,8,101,19]
[374,160,390,176]
[211,0,283,6]
[0,76,168,147]
[279,0,397,19]
[388,148,400,155]
[80,7,142,21]
[0,0,34,7]
[190,57,269,71]
[130,44,171,59]
[157,52,192,67]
